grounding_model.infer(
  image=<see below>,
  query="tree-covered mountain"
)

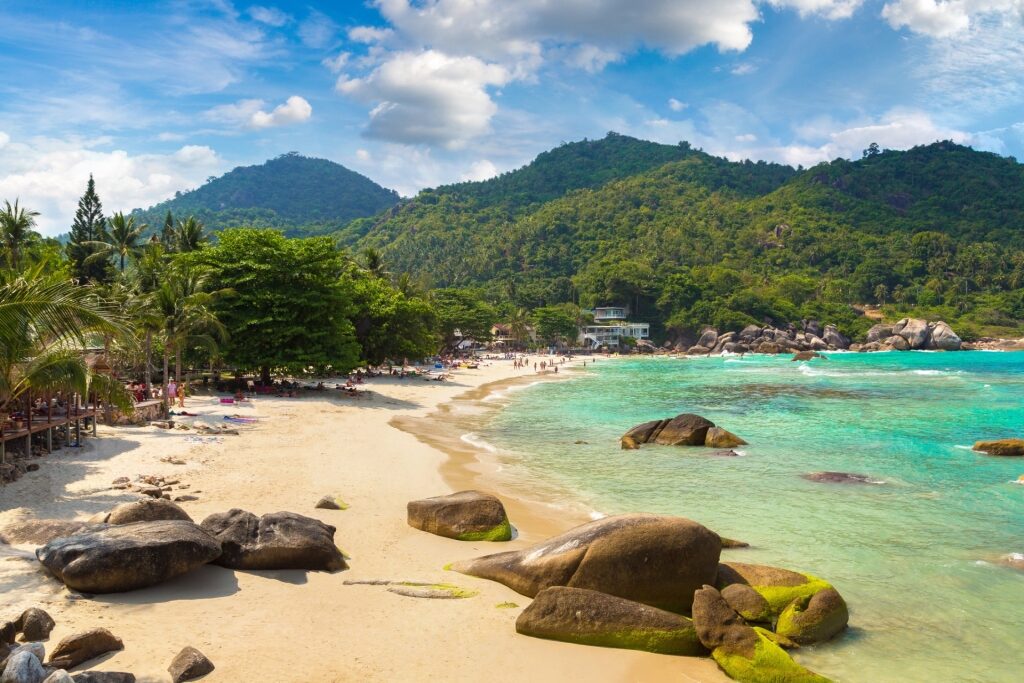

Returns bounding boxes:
[346,134,1024,341]
[133,153,400,237]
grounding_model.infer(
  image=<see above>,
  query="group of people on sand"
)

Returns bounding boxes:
[125,379,187,407]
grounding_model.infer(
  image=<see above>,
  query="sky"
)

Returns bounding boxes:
[1,0,1023,235]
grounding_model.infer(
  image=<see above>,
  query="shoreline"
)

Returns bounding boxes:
[1,360,727,682]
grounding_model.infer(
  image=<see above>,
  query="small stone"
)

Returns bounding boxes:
[314,496,348,511]
[167,646,214,683]
[173,496,199,503]
[47,629,123,669]
[17,609,55,641]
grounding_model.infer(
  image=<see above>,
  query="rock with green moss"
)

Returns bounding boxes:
[516,586,707,656]
[721,583,771,623]
[407,490,512,542]
[692,585,832,683]
[453,513,721,612]
[715,563,836,617]
[315,495,349,510]
[775,588,848,644]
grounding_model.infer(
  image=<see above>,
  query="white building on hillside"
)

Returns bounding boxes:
[579,306,650,349]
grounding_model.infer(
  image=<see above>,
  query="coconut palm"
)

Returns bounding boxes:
[84,212,146,272]
[0,200,41,272]
[175,216,207,253]
[508,307,531,349]
[0,262,133,415]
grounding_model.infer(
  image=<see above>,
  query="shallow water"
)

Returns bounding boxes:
[470,352,1024,682]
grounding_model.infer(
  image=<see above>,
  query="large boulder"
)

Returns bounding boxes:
[516,586,705,655]
[803,320,823,338]
[407,491,511,542]
[692,586,832,683]
[47,629,123,669]
[705,428,747,449]
[739,325,762,341]
[0,521,91,547]
[927,321,961,350]
[892,318,931,349]
[715,562,840,617]
[90,499,192,526]
[776,588,849,645]
[36,521,221,593]
[720,584,771,623]
[199,510,346,571]
[865,323,893,343]
[1,650,46,683]
[69,674,135,683]
[973,439,1024,456]
[822,325,850,349]
[453,513,720,612]
[620,420,664,449]
[167,646,214,683]
[881,335,910,351]
[754,342,784,354]
[653,414,715,446]
[697,328,719,349]
[16,610,54,641]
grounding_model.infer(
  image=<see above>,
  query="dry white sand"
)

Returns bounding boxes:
[1,361,727,682]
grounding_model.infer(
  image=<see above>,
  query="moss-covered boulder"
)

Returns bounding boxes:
[973,439,1024,456]
[407,490,511,541]
[715,563,836,617]
[721,584,771,623]
[516,586,706,655]
[454,513,721,612]
[692,585,832,683]
[776,588,848,645]
[705,427,748,448]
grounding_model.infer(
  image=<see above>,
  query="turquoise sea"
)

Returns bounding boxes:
[467,351,1024,682]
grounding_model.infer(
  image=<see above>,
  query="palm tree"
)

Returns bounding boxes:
[0,263,134,417]
[0,200,41,271]
[153,264,226,408]
[508,307,531,349]
[873,283,888,306]
[175,216,207,253]
[362,247,389,278]
[84,212,146,273]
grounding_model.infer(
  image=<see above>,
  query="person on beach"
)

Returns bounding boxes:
[178,380,186,407]
[167,379,177,404]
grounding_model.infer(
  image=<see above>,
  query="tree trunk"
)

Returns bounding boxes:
[175,345,183,406]
[162,345,170,414]
[261,365,271,385]
[144,330,153,398]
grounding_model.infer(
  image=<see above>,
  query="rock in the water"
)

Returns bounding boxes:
[90,499,192,526]
[720,583,771,623]
[822,325,850,349]
[36,521,221,593]
[453,513,721,612]
[516,586,706,656]
[973,439,1024,456]
[47,629,123,670]
[653,414,715,446]
[755,341,785,354]
[927,321,961,350]
[199,509,346,571]
[720,537,749,548]
[16,610,54,641]
[704,427,747,448]
[167,646,214,683]
[692,586,831,683]
[0,521,91,547]
[407,491,512,542]
[314,496,348,511]
[881,334,910,351]
[1,650,46,683]
[620,420,663,449]
[892,318,931,349]
[996,553,1024,571]
[802,472,882,485]
[716,562,838,617]
[776,588,849,644]
[791,351,822,361]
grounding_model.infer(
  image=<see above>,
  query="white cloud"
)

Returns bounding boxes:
[248,5,290,27]
[881,0,1023,37]
[0,132,9,149]
[204,96,312,129]
[298,9,338,48]
[731,62,758,75]
[322,52,350,73]
[736,133,758,142]
[0,139,225,235]
[337,50,510,148]
[668,98,688,112]
[461,159,499,181]
[769,1,865,20]
[355,149,372,161]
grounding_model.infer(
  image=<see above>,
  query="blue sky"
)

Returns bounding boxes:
[1,0,1022,234]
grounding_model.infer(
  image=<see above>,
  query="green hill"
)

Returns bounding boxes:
[348,135,1024,341]
[133,152,400,237]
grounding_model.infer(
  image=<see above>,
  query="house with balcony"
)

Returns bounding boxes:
[578,306,650,349]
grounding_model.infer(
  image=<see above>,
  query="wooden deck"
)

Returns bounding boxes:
[0,408,100,463]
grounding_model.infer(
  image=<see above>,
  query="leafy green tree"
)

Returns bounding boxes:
[175,216,208,253]
[430,288,497,352]
[84,212,146,272]
[532,304,579,345]
[161,211,176,247]
[347,266,438,364]
[195,229,361,382]
[0,199,41,271]
[68,175,111,284]
[874,283,888,306]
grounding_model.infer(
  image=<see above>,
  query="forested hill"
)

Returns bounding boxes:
[348,134,1024,341]
[133,153,399,236]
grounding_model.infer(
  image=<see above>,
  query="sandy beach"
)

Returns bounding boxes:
[1,360,727,683]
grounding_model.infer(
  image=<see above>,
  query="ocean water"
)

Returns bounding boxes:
[469,352,1024,683]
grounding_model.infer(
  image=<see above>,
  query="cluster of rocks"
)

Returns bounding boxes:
[678,320,851,356]
[109,475,196,503]
[620,414,746,450]
[407,491,512,542]
[451,512,847,682]
[856,318,961,351]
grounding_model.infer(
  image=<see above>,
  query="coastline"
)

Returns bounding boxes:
[0,360,727,683]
